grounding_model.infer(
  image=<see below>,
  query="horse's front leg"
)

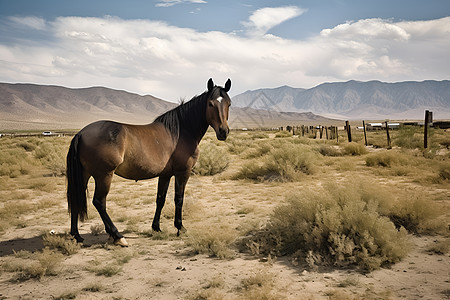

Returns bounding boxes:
[152,175,171,232]
[174,173,189,236]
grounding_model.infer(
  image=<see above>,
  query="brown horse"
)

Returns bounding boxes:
[67,78,231,246]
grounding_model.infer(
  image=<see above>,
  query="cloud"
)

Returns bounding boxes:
[321,18,410,41]
[155,0,206,7]
[8,16,48,30]
[0,16,449,101]
[242,6,306,37]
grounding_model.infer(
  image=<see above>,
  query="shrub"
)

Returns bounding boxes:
[42,233,80,255]
[366,151,399,167]
[234,144,317,181]
[0,149,33,177]
[250,132,270,139]
[184,225,236,259]
[389,193,444,234]
[16,141,37,152]
[193,142,229,176]
[4,248,64,280]
[226,136,253,155]
[34,142,67,176]
[343,142,368,156]
[395,127,423,149]
[243,183,410,271]
[438,162,450,181]
[317,144,342,157]
[243,141,273,159]
[275,131,292,138]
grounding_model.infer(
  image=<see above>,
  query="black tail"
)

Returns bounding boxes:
[67,133,87,221]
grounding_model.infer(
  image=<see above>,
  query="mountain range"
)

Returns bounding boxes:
[0,83,337,130]
[232,80,450,120]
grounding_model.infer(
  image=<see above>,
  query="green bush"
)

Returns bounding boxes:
[395,127,423,149]
[244,183,410,271]
[193,142,229,176]
[234,144,317,181]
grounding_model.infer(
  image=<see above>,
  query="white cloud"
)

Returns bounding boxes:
[0,16,449,101]
[242,6,306,37]
[8,16,47,30]
[155,0,206,7]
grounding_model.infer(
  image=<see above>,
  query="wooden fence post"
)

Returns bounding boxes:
[424,110,432,148]
[363,120,368,146]
[336,126,339,143]
[325,126,328,140]
[385,121,391,149]
[345,121,352,142]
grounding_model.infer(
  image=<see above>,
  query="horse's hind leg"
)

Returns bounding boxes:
[93,172,128,246]
[70,171,90,243]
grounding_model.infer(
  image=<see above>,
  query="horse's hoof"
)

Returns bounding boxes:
[71,233,84,243]
[176,226,187,237]
[114,237,129,247]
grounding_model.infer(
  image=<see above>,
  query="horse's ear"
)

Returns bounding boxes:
[224,79,231,92]
[207,78,214,92]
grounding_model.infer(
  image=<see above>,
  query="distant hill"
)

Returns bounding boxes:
[232,80,450,120]
[0,83,176,130]
[0,83,338,130]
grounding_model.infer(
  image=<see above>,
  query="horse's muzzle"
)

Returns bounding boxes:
[217,127,229,141]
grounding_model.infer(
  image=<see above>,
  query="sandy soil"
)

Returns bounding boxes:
[0,174,448,300]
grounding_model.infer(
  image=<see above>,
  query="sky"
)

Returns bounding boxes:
[0,0,449,102]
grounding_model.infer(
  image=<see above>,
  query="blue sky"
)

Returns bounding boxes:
[0,0,449,101]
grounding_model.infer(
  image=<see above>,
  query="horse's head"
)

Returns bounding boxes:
[205,78,231,141]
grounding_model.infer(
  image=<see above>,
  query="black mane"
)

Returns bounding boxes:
[154,87,222,141]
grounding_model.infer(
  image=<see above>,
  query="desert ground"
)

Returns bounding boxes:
[0,128,449,299]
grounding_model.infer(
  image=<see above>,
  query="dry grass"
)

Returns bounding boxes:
[42,233,81,255]
[3,248,64,280]
[184,224,237,259]
[0,129,448,298]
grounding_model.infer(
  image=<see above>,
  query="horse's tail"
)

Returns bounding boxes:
[66,133,87,221]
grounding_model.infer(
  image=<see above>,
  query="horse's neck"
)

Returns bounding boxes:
[179,119,208,144]
[178,96,208,144]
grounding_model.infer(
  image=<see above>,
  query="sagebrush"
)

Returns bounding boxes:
[243,182,411,271]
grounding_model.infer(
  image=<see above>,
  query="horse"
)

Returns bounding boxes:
[66,78,231,246]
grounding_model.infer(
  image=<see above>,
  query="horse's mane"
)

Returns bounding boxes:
[154,87,222,141]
